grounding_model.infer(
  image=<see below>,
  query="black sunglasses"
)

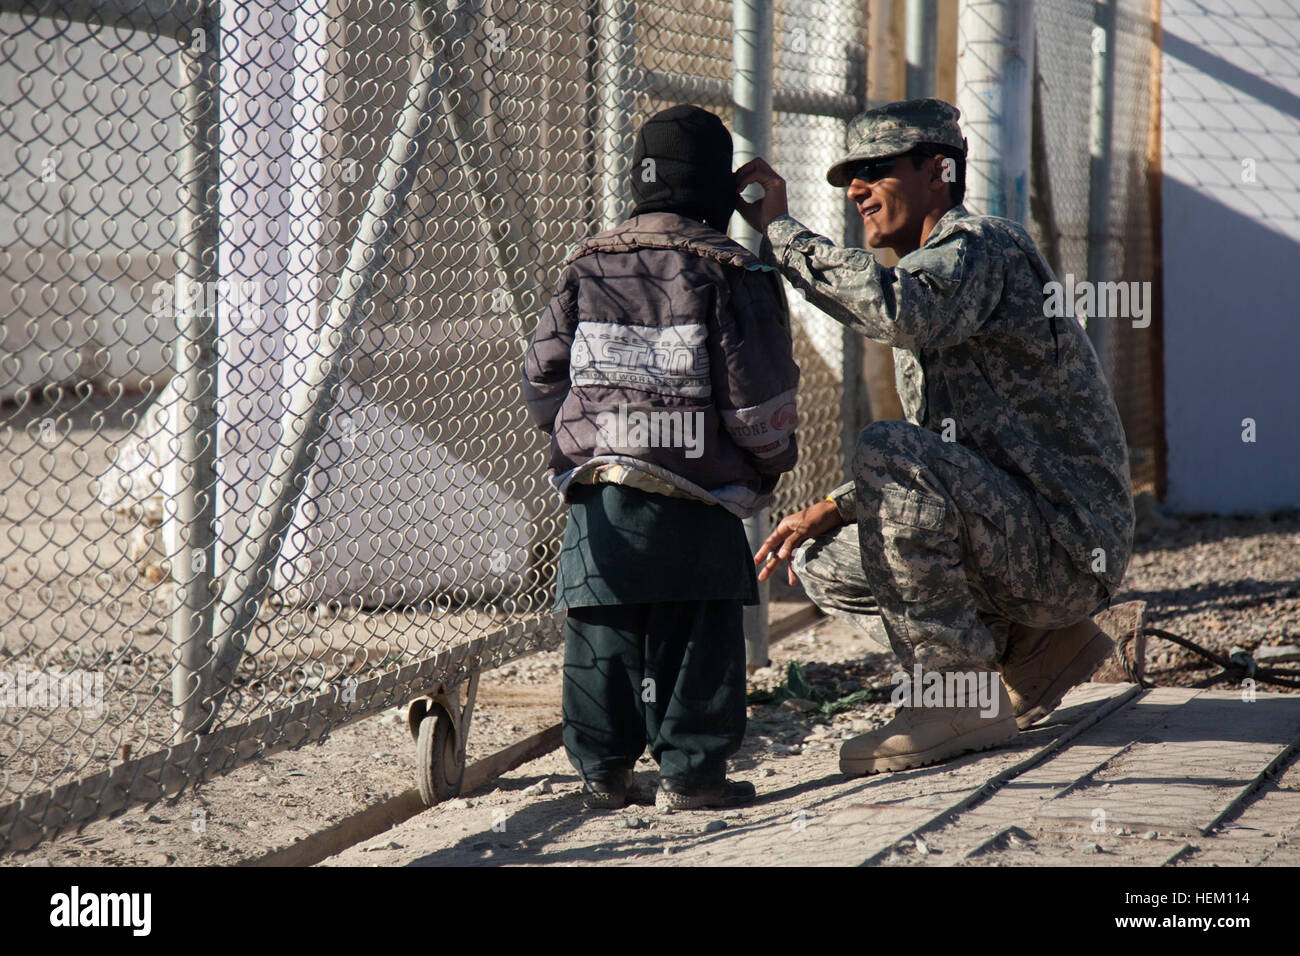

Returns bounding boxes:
[848,148,943,184]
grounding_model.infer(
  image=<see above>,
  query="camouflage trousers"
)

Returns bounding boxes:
[793,420,1109,670]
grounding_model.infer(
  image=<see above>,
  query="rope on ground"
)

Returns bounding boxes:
[1144,626,1300,690]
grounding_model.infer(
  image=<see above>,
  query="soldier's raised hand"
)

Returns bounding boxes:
[735,157,790,233]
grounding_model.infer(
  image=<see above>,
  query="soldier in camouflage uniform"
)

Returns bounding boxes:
[738,99,1135,776]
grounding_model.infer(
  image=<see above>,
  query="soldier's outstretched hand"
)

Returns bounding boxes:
[754,498,844,585]
[735,158,790,233]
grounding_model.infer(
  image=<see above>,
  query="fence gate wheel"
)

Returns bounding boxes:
[416,702,464,805]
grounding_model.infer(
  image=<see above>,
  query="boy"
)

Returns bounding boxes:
[522,104,800,811]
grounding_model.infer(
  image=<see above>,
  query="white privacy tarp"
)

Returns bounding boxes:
[99,372,533,606]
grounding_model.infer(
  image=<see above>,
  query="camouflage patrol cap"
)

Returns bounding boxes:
[826,98,967,187]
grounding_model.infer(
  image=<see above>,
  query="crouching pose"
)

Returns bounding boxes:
[742,99,1134,776]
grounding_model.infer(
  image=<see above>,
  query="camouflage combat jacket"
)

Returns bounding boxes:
[765,205,1135,598]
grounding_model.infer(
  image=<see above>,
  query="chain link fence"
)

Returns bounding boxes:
[0,0,866,852]
[1030,0,1163,497]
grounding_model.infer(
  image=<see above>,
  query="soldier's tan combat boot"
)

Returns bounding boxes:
[998,617,1115,730]
[839,666,1018,776]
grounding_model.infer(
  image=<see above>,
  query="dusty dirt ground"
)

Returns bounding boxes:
[3,655,565,866]
[5,502,1299,866]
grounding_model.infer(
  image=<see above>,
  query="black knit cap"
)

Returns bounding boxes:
[629,104,735,233]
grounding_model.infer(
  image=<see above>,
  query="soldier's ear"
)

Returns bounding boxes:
[930,155,951,192]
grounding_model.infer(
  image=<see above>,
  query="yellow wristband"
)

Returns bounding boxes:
[827,492,852,523]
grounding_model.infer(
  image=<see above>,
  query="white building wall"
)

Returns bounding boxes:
[1161,0,1300,512]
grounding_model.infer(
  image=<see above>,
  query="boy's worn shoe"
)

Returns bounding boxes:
[998,618,1115,729]
[655,776,756,812]
[582,770,635,810]
[582,770,655,809]
[838,667,1017,776]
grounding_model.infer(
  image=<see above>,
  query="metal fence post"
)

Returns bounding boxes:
[906,0,938,98]
[733,0,773,669]
[843,31,869,475]
[171,4,220,742]
[957,0,1035,223]
[597,0,637,228]
[1086,0,1117,382]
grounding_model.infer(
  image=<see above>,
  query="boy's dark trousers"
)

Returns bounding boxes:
[562,599,747,787]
